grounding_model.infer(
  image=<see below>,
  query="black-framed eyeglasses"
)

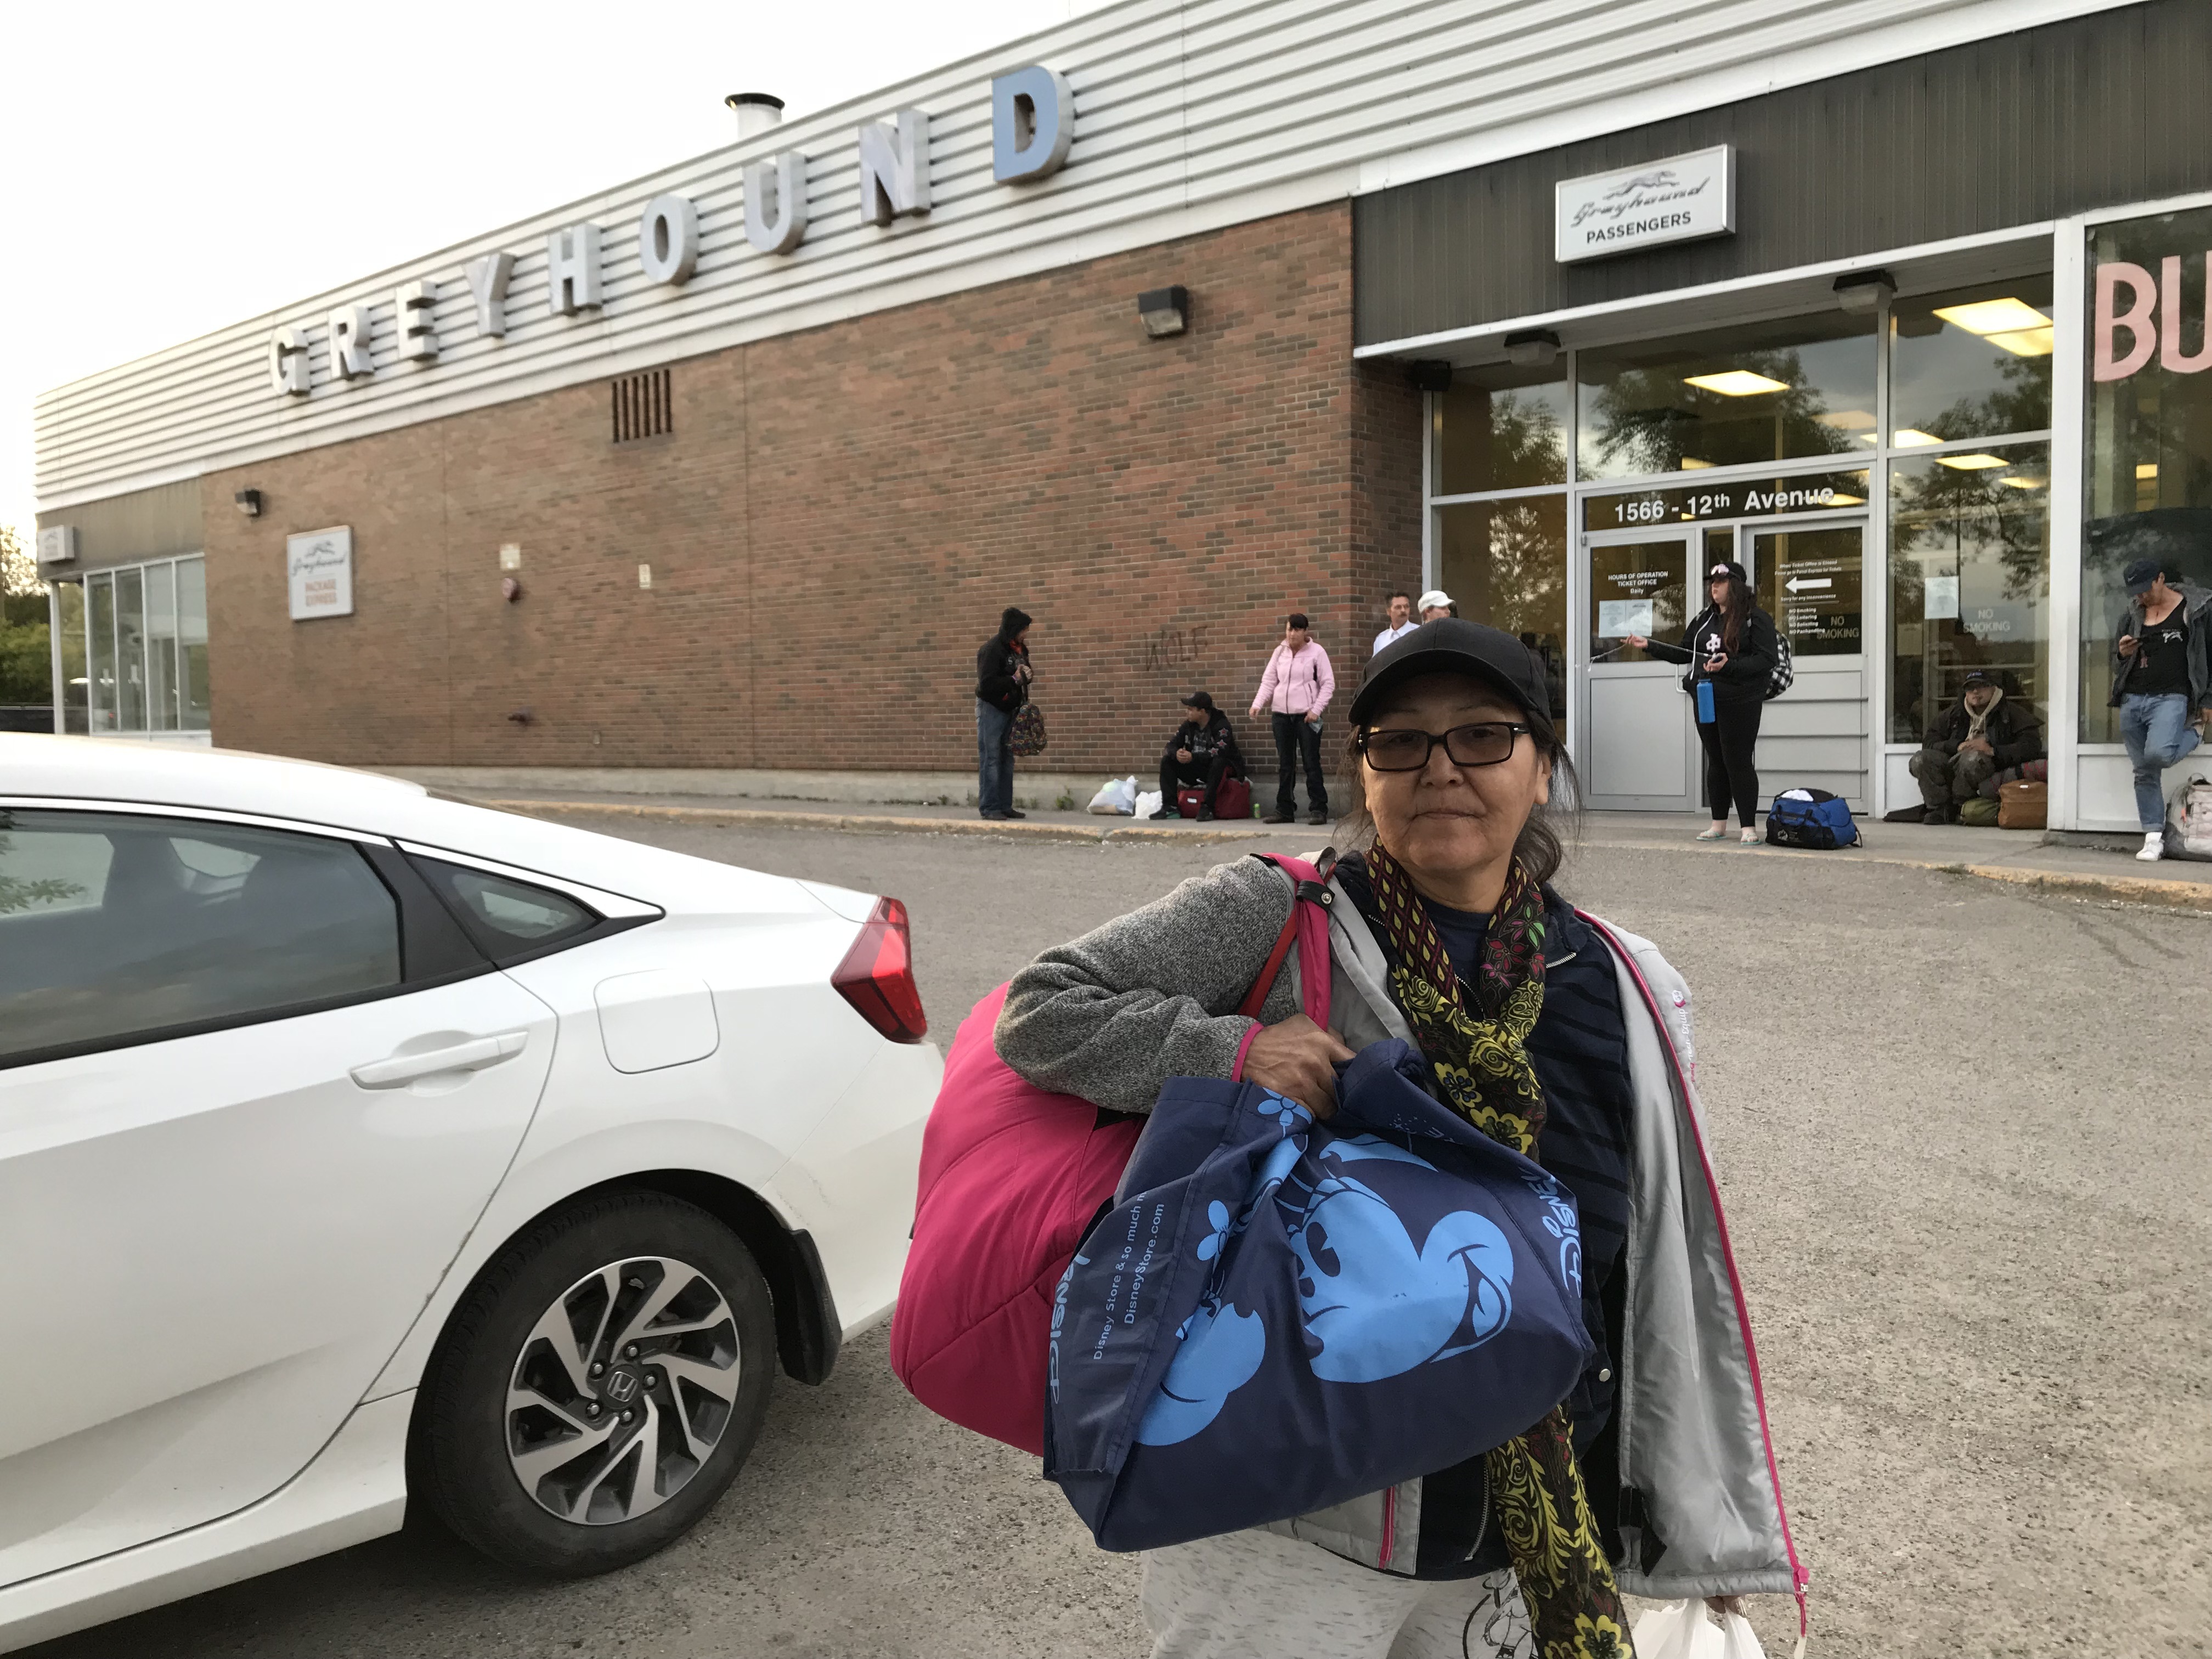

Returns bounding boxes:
[1356,722,1532,772]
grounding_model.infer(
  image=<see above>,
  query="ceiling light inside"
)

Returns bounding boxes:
[1818,409,1876,431]
[1825,493,1866,505]
[2136,462,2160,479]
[1680,456,1715,470]
[1932,297,2052,336]
[1892,429,1942,448]
[2000,476,2047,490]
[1684,370,1792,397]
[1936,453,2012,470]
[1987,326,2055,357]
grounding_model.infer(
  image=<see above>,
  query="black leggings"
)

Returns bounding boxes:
[1697,697,1763,826]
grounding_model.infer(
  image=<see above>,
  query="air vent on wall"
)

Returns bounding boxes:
[612,369,673,443]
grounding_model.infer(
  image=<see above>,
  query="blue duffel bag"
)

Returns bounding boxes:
[1045,1039,1593,1553]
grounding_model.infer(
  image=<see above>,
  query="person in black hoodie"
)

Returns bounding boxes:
[1627,560,1781,844]
[1908,669,2044,823]
[975,607,1032,821]
[1150,691,1246,820]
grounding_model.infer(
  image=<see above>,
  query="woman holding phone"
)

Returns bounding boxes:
[1626,560,1780,843]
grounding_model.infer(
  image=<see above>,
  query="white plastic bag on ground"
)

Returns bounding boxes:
[1087,776,1137,815]
[1132,789,1164,820]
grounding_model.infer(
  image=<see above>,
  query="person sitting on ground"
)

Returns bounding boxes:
[1908,670,2045,823]
[1152,691,1246,821]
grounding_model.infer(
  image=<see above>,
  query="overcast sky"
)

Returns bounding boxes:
[0,0,1084,543]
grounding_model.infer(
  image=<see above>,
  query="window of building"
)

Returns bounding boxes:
[1890,279,2054,445]
[1887,443,2051,742]
[78,556,208,737]
[1435,365,1571,495]
[0,810,400,1063]
[2083,205,2212,743]
[1575,313,1876,480]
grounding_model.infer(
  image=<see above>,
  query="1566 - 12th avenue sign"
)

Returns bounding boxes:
[1555,146,1735,264]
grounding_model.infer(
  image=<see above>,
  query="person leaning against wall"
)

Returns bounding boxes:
[1250,613,1336,826]
[2110,557,2212,862]
[1626,560,1780,845]
[974,606,1033,822]
[994,618,1801,1659]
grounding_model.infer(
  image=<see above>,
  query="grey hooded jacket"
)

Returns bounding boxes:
[995,855,1804,1602]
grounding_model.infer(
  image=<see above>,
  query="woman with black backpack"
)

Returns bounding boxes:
[1627,560,1781,844]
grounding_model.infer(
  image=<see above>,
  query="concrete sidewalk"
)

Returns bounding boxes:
[449,785,2212,912]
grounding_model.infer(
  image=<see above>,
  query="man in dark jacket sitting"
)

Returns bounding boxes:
[1151,691,1245,821]
[1908,669,2044,822]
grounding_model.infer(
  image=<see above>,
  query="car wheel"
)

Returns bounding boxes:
[415,1190,776,1575]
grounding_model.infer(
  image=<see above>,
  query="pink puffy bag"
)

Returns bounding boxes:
[889,855,1332,1454]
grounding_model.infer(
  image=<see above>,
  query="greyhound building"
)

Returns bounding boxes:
[31,0,2212,831]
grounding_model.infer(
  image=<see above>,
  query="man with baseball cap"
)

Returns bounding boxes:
[1906,668,2044,824]
[1415,589,1457,623]
[2111,557,2212,860]
[1152,691,1246,821]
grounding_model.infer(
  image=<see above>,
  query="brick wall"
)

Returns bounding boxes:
[200,200,1425,776]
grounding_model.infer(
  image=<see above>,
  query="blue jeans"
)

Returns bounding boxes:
[977,698,1014,817]
[2119,692,2203,828]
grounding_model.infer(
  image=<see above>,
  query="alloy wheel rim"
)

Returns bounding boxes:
[505,1255,742,1525]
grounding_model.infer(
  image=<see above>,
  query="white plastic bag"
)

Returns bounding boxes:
[1132,789,1164,820]
[1630,1600,1724,1659]
[1087,776,1137,815]
[1718,1609,1770,1659]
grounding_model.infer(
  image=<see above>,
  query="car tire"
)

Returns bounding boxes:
[414,1190,776,1576]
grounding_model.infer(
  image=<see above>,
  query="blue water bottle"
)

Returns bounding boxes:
[1695,679,1717,724]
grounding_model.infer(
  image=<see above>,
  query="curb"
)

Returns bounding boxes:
[477,796,2212,910]
[475,797,1284,845]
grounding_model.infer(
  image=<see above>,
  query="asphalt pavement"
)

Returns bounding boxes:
[32,821,2211,1659]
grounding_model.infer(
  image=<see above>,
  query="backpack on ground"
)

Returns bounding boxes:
[1764,787,1860,849]
[889,855,1333,1454]
[2164,775,2212,861]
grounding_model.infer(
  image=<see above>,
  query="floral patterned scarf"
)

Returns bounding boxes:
[1344,843,1632,1659]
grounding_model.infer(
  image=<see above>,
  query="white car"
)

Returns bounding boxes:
[0,735,940,1652]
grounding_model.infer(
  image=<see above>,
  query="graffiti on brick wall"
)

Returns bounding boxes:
[1143,623,1211,673]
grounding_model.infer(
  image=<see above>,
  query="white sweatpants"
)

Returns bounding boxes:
[1141,1527,1533,1659]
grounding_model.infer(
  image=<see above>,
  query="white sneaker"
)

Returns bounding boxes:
[2136,831,2166,862]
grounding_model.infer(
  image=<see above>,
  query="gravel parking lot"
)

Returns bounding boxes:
[33,822,2210,1659]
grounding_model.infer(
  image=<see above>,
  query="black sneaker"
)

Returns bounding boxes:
[1003,809,1027,820]
[1924,804,1951,825]
[1196,808,1216,822]
[1307,808,1330,826]
[1263,810,1295,825]
[1149,806,1180,820]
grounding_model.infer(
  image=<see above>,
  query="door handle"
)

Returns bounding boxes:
[351,1031,528,1088]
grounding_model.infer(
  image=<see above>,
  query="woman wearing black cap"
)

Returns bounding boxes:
[996,618,1801,1659]
[1627,561,1780,845]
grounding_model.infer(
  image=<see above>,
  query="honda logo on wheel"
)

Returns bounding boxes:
[603,1369,641,1404]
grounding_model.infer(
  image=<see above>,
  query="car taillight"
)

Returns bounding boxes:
[831,896,928,1043]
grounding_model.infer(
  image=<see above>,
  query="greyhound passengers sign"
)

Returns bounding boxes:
[1554,146,1735,264]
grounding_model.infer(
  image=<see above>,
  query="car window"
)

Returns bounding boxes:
[0,809,402,1064]
[411,857,599,963]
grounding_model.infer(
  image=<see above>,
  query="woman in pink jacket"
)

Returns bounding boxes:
[1250,613,1336,825]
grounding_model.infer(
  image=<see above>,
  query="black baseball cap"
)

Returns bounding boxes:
[1962,669,1995,688]
[1180,690,1215,710]
[2123,558,2162,595]
[1352,617,1553,736]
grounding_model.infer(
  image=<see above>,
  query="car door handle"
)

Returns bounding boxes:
[350,1031,528,1088]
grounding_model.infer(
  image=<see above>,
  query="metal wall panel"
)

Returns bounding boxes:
[1356,0,2206,346]
[37,0,2125,511]
[33,481,202,571]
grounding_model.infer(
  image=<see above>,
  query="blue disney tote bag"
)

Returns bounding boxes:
[1044,1039,1593,1553]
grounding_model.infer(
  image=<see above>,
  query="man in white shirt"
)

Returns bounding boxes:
[1371,591,1416,657]
[1250,612,1336,825]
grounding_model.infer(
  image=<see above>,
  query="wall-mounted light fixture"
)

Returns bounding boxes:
[234,489,263,518]
[1834,270,1896,314]
[1406,360,1453,393]
[1503,329,1561,368]
[1137,286,1189,338]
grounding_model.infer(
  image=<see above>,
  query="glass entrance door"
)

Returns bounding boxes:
[1748,520,1869,808]
[1581,531,1700,811]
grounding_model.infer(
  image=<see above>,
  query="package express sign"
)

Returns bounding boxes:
[1555,146,1735,264]
[266,67,1076,398]
[288,527,353,620]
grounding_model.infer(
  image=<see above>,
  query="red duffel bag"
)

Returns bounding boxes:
[889,854,1332,1454]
